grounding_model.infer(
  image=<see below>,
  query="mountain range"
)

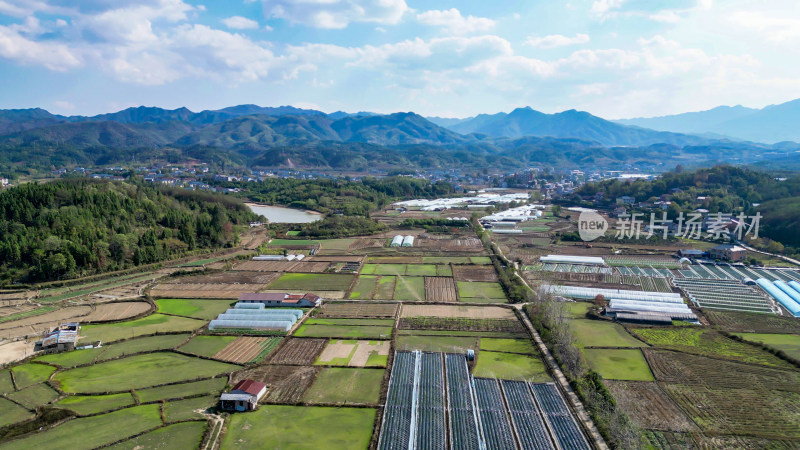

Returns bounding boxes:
[614,99,800,143]
[0,102,797,174]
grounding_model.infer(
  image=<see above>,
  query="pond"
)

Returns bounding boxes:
[246,203,322,224]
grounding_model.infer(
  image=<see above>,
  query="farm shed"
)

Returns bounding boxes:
[402,235,415,247]
[391,235,403,247]
[756,278,800,317]
[220,380,267,412]
[39,323,80,351]
[539,255,606,266]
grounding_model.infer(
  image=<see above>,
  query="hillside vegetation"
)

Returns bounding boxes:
[0,179,257,282]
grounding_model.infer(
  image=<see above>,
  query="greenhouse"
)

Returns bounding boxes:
[755,279,800,317]
[673,278,774,314]
[209,319,293,331]
[217,313,300,322]
[233,302,265,310]
[540,284,683,303]
[224,308,303,319]
[539,255,606,266]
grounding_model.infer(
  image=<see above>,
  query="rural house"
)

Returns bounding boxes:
[219,379,267,412]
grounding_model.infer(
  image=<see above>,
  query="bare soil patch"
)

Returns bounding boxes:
[81,302,151,322]
[605,380,696,432]
[401,304,514,319]
[0,306,92,340]
[316,303,398,319]
[349,341,389,367]
[424,277,458,302]
[149,283,269,299]
[453,266,499,282]
[317,340,356,362]
[267,338,327,365]
[233,365,319,403]
[168,271,281,285]
[0,340,37,365]
[214,337,271,363]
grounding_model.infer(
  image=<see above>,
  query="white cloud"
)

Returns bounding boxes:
[416,8,494,35]
[265,0,408,29]
[0,25,82,70]
[728,11,800,43]
[221,16,259,30]
[53,100,76,110]
[591,0,626,17]
[525,33,590,49]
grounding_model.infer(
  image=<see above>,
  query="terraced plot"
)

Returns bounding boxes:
[315,339,390,367]
[457,282,506,303]
[316,302,398,318]
[267,338,327,365]
[424,277,458,302]
[213,336,281,363]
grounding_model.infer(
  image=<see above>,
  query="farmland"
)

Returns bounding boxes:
[583,349,654,381]
[315,339,390,367]
[303,368,384,404]
[733,333,800,359]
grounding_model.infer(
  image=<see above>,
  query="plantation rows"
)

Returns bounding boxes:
[399,317,526,334]
[380,351,590,450]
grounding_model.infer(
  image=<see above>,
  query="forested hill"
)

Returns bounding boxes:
[0,179,257,282]
[574,165,800,251]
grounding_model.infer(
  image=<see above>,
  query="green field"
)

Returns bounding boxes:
[570,320,647,348]
[12,363,56,389]
[397,335,478,353]
[80,314,203,344]
[268,273,355,291]
[479,338,537,354]
[96,334,192,361]
[422,257,472,264]
[564,302,592,319]
[314,340,389,367]
[304,368,384,404]
[405,265,438,276]
[135,378,227,403]
[294,324,392,339]
[630,328,794,368]
[376,275,397,299]
[0,397,34,428]
[164,395,217,422]
[397,329,526,338]
[584,349,655,381]
[54,352,238,393]
[317,238,356,250]
[473,351,550,381]
[56,393,136,415]
[733,333,800,360]
[178,335,238,358]
[457,281,506,302]
[156,299,232,319]
[348,275,377,299]
[221,405,375,449]
[0,370,14,394]
[7,383,59,409]
[269,239,319,246]
[35,348,104,368]
[0,404,163,450]
[108,422,206,450]
[470,257,492,265]
[393,276,425,301]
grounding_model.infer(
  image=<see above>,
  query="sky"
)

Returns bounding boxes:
[1,0,799,119]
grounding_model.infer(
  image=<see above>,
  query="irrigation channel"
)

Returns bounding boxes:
[377,351,590,450]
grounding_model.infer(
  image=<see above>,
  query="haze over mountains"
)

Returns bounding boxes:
[0,100,798,174]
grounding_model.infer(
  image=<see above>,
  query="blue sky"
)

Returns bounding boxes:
[0,0,799,119]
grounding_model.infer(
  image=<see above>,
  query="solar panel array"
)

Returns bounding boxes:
[379,352,591,450]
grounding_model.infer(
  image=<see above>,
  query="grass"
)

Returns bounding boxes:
[0,404,162,449]
[7,383,59,409]
[178,335,238,358]
[0,370,14,394]
[108,422,206,450]
[733,333,800,360]
[12,363,56,389]
[479,338,537,354]
[268,273,355,291]
[0,305,58,324]
[96,334,192,361]
[135,378,227,403]
[0,397,34,428]
[294,324,392,339]
[393,276,425,301]
[35,348,104,368]
[630,328,794,368]
[473,351,550,381]
[470,257,493,265]
[56,393,135,415]
[269,238,319,246]
[305,318,394,326]
[366,352,388,367]
[54,352,238,393]
[348,275,377,299]
[80,314,203,344]
[583,349,654,381]
[405,265,438,276]
[164,395,217,422]
[457,281,506,302]
[396,329,526,338]
[396,335,478,353]
[303,368,384,404]
[570,320,647,348]
[564,302,592,319]
[422,257,471,264]
[221,405,375,449]
[375,275,397,299]
[156,299,232,320]
[317,238,356,250]
[437,265,453,276]
[362,263,404,276]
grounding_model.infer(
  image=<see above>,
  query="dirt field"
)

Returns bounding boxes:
[417,238,483,251]
[233,364,319,403]
[0,303,38,319]
[0,306,92,340]
[90,281,151,302]
[307,256,364,263]
[166,271,281,285]
[452,266,499,282]
[214,337,272,363]
[0,340,37,365]
[316,340,390,367]
[81,302,152,322]
[232,261,331,273]
[348,238,385,250]
[424,277,458,302]
[400,304,514,319]
[605,381,696,432]
[316,303,398,319]
[267,338,327,365]
[149,283,270,299]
